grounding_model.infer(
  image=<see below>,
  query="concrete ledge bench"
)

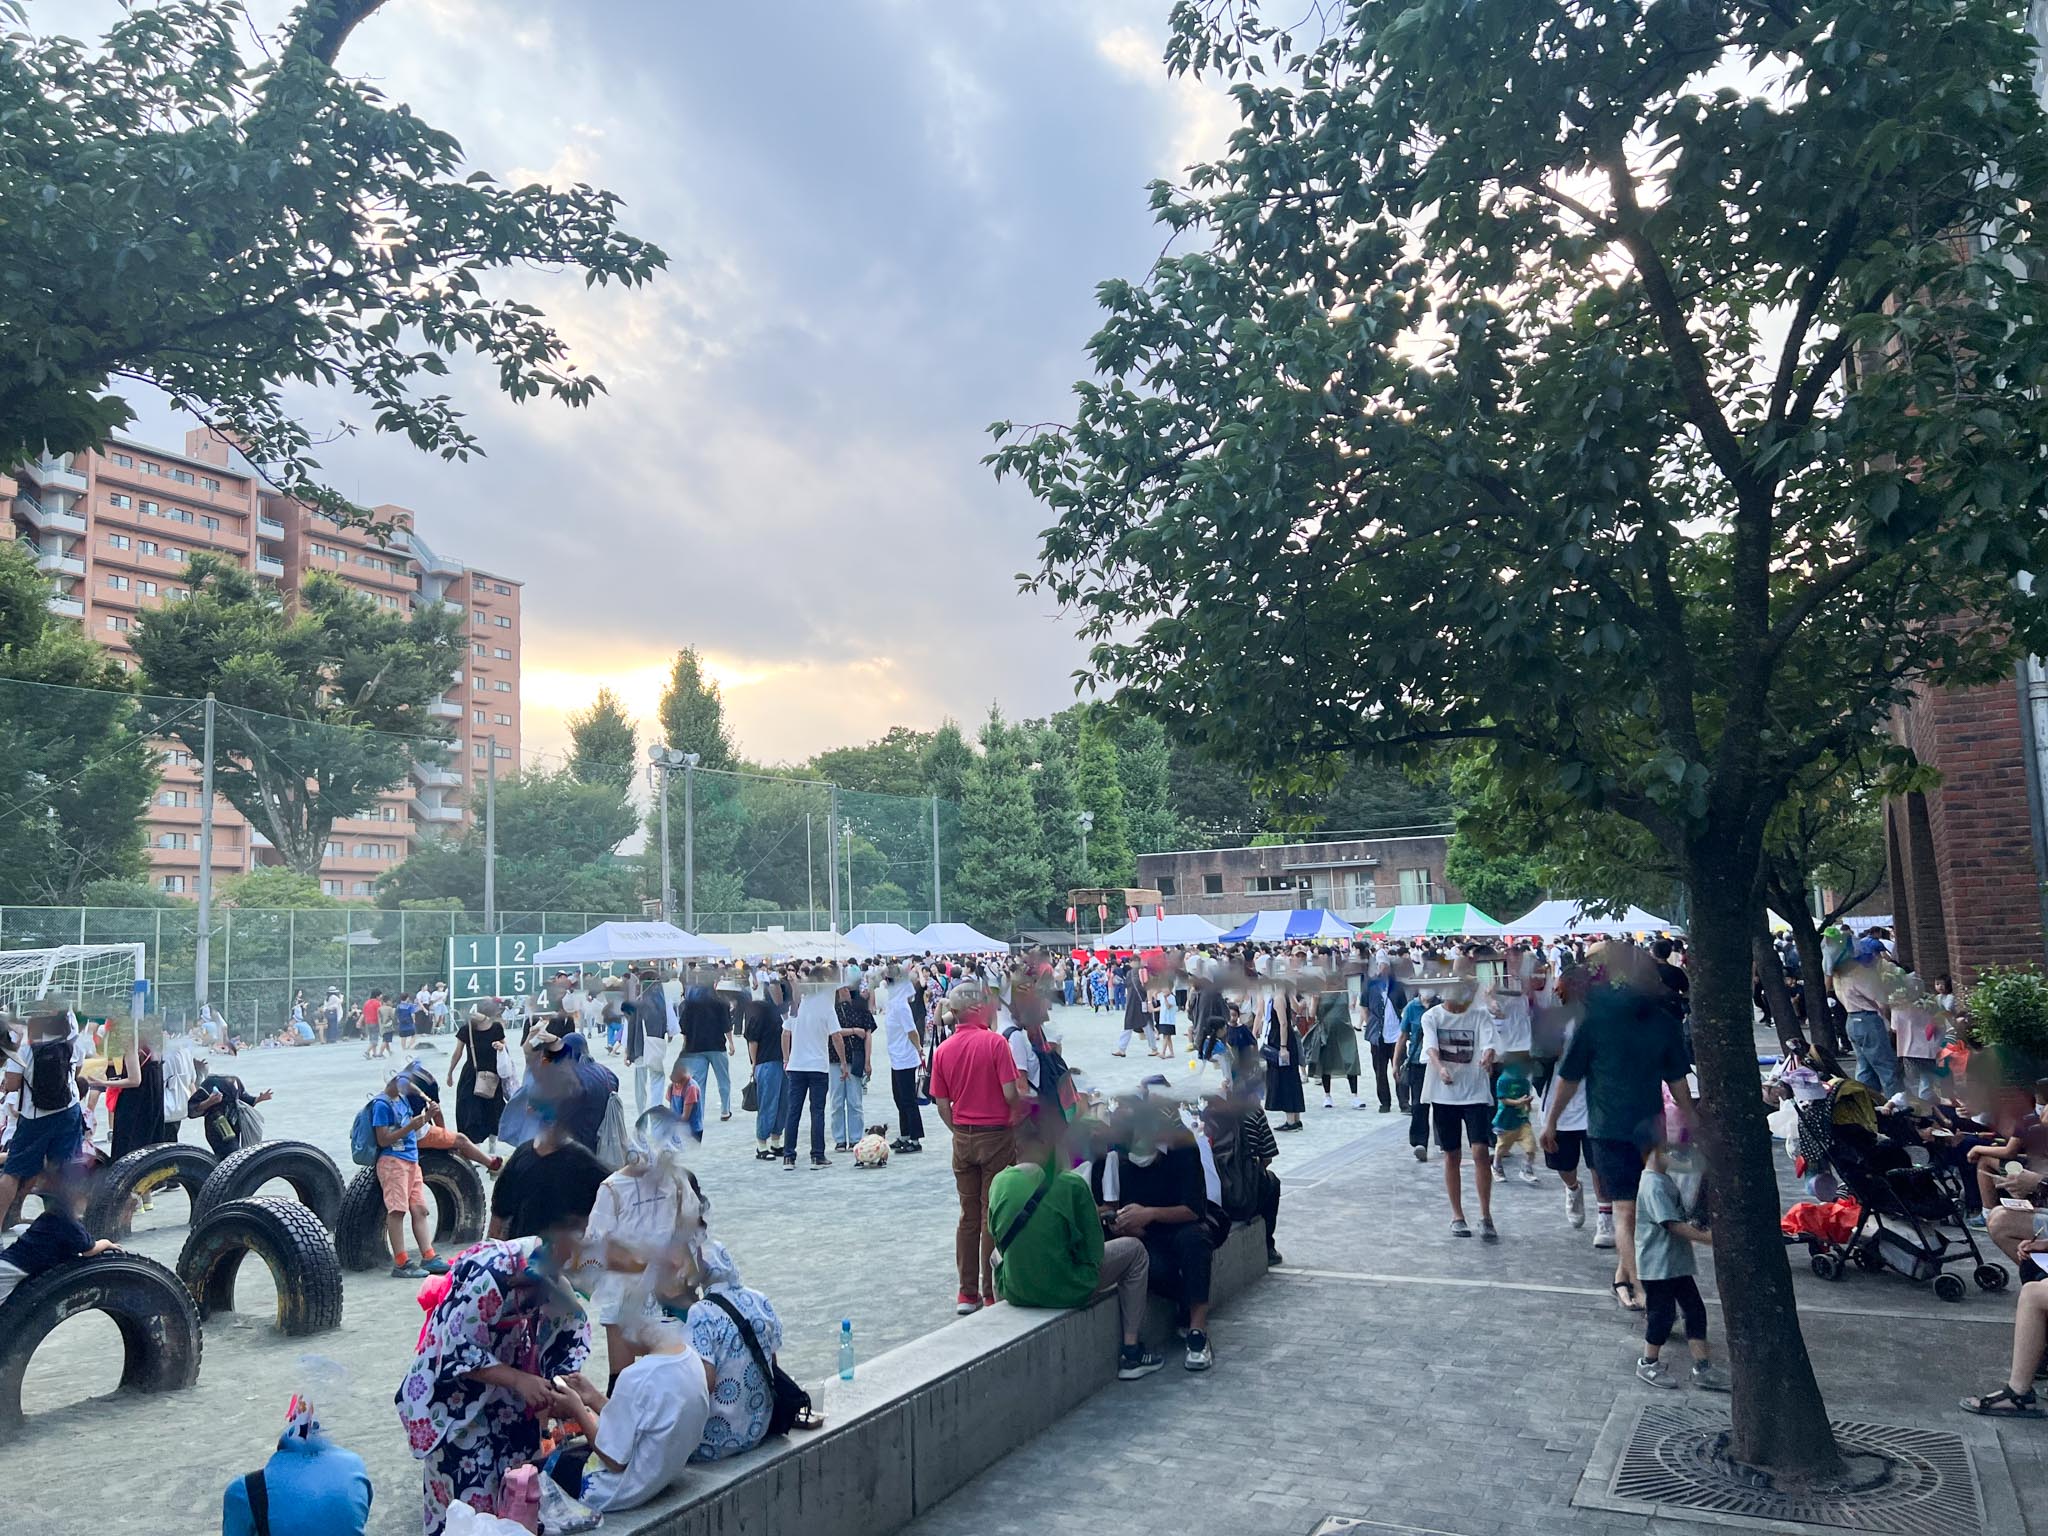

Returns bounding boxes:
[609,1221,1268,1536]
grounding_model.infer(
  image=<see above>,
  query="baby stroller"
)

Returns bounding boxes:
[1790,1087,2007,1302]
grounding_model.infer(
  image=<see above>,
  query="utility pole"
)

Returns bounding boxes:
[194,693,217,1016]
[682,753,700,929]
[827,784,841,934]
[483,734,498,931]
[650,749,673,924]
[930,794,943,923]
[1077,809,1094,882]
[806,812,816,929]
[842,825,855,924]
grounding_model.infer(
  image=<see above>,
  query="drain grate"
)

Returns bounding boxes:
[1605,1402,1983,1536]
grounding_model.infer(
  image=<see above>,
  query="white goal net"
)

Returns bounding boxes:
[0,943,147,1022]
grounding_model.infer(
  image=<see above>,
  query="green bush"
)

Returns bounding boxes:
[1965,966,2048,1073]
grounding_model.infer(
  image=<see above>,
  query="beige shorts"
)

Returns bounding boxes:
[376,1155,427,1215]
[1494,1124,1536,1159]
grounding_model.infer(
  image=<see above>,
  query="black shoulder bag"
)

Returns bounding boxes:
[241,1470,270,1536]
[704,1291,815,1437]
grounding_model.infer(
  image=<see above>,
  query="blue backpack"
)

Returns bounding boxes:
[349,1097,382,1167]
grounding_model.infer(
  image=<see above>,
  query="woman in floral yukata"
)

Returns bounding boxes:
[396,1229,592,1534]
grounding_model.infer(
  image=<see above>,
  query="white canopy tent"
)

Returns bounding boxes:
[532,921,730,967]
[841,921,925,956]
[1094,914,1225,947]
[1509,900,1679,937]
[913,922,1011,955]
[697,928,860,963]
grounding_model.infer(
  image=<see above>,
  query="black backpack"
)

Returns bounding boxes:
[1205,1107,1262,1222]
[28,1035,73,1113]
[1004,1025,1075,1121]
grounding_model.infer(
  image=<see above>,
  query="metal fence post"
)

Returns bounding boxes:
[287,909,295,1008]
[222,907,233,1029]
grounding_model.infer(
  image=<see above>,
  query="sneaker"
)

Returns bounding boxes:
[1413,1144,1429,1163]
[536,1473,603,1534]
[756,1148,778,1161]
[1118,1345,1167,1381]
[419,1255,451,1275]
[811,1157,833,1170]
[1566,1185,1586,1228]
[955,1293,983,1316]
[720,1111,732,1122]
[833,1142,850,1153]
[1183,1329,1213,1372]
[1266,1245,1283,1266]
[390,1259,427,1278]
[1594,1211,1617,1249]
[1480,1219,1500,1243]
[1352,1098,1366,1110]
[1965,1211,1989,1231]
[1450,1217,1472,1237]
[782,1159,798,1171]
[1636,1356,1677,1389]
[1323,1094,1334,1109]
[1517,1165,1539,1186]
[485,1156,504,1175]
[1378,1103,1391,1113]
[1691,1361,1731,1393]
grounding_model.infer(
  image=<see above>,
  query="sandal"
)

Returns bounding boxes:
[1960,1386,2042,1417]
[1612,1280,1645,1313]
[793,1404,826,1431]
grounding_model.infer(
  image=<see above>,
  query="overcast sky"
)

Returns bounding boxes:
[95,0,1235,767]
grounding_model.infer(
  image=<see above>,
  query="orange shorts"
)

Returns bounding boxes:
[376,1155,427,1214]
[417,1125,457,1151]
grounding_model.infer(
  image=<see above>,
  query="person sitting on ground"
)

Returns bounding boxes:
[221,1394,371,1536]
[991,1104,1165,1380]
[1091,1091,1216,1373]
[371,1065,451,1280]
[1962,1230,2048,1418]
[685,1239,804,1458]
[548,1298,714,1514]
[187,1045,273,1155]
[0,1172,116,1305]
[397,1218,595,1534]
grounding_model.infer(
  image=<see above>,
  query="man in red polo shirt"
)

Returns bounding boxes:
[928,981,1022,1314]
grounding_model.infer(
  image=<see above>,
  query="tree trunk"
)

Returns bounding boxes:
[1688,856,1842,1476]
[1751,922,1801,1047]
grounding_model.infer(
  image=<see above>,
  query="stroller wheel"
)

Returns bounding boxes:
[1811,1252,1845,1281]
[1932,1272,1967,1303]
[1976,1263,2011,1293]
[1853,1243,1885,1273]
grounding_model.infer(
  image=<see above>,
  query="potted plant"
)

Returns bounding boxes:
[1963,965,2048,1088]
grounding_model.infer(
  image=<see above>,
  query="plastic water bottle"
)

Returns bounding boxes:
[839,1318,855,1381]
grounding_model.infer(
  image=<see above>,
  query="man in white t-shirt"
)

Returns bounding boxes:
[879,970,927,1152]
[555,1313,713,1513]
[780,978,846,1169]
[1420,976,1499,1241]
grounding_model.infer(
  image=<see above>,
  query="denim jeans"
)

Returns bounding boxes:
[683,1050,731,1116]
[1846,1009,1902,1100]
[751,1058,785,1147]
[828,1070,866,1145]
[780,1070,828,1162]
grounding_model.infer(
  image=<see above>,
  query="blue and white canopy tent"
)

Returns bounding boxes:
[1218,909,1360,943]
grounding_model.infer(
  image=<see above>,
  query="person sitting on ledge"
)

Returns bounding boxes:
[989,1104,1164,1381]
[1091,1089,1215,1374]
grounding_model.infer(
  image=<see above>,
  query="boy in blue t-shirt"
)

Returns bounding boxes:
[0,1177,115,1305]
[371,1067,446,1280]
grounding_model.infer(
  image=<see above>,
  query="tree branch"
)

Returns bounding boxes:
[1766,208,1860,424]
[1762,548,1885,663]
[284,0,396,66]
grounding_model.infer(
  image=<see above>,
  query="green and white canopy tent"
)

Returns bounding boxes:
[1365,904,1504,938]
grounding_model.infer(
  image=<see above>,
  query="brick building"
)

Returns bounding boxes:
[1135,833,1457,928]
[6,430,520,898]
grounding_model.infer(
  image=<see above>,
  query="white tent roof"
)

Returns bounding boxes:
[912,922,1011,955]
[532,921,730,966]
[697,928,859,962]
[841,922,925,956]
[1095,914,1225,947]
[1508,900,1679,938]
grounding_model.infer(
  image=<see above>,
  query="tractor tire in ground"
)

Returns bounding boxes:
[192,1140,345,1230]
[0,1252,202,1436]
[177,1195,345,1336]
[82,1142,218,1239]
[334,1148,488,1271]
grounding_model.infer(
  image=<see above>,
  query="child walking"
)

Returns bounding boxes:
[1491,1063,1540,1185]
[1634,1143,1727,1391]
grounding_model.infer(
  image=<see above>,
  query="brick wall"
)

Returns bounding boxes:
[1887,673,2045,984]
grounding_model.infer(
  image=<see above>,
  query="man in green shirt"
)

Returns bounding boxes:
[989,1107,1164,1380]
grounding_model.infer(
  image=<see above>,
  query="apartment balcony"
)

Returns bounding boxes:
[255,554,285,578]
[428,697,462,719]
[26,458,87,494]
[411,760,463,789]
[251,830,272,848]
[416,799,464,824]
[32,547,85,579]
[258,515,286,539]
[438,599,464,617]
[46,595,83,618]
[15,494,87,537]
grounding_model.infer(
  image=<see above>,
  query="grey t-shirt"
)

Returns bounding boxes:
[1634,1168,1694,1282]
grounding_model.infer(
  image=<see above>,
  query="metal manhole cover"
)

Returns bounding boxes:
[1602,1402,1983,1536]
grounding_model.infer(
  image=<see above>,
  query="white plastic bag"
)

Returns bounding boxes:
[443,1502,534,1535]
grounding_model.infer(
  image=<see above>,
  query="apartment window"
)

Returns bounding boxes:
[1397,868,1436,905]
[139,460,161,476]
[107,575,129,591]
[201,476,222,492]
[170,468,194,484]
[108,534,129,550]
[491,680,509,692]
[1350,871,1374,907]
[200,515,220,532]
[472,613,487,627]
[322,840,344,857]
[472,643,487,657]
[377,594,399,609]
[108,493,132,509]
[493,713,512,726]
[492,615,510,629]
[371,805,397,822]
[165,749,191,767]
[157,790,189,808]
[472,677,485,691]
[1157,875,1177,897]
[140,500,158,516]
[322,879,342,896]
[352,881,374,897]
[159,875,186,893]
[104,615,129,632]
[163,547,184,561]
[494,745,512,760]
[157,832,189,850]
[473,710,486,725]
[166,587,186,602]
[494,582,511,595]
[474,743,488,760]
[170,506,193,524]
[138,580,157,597]
[1202,873,1223,896]
[111,452,134,468]
[1247,874,1298,894]
[493,647,510,659]
[138,541,157,556]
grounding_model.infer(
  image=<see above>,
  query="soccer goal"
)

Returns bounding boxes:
[0,943,148,1021]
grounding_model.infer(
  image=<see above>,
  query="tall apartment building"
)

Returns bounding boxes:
[6,430,521,898]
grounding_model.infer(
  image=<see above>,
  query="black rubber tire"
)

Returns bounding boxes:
[1933,1271,1968,1303]
[176,1195,345,1336]
[0,1252,202,1435]
[1977,1262,2011,1292]
[334,1148,488,1271]
[1810,1252,1843,1281]
[192,1140,345,1231]
[82,1142,218,1239]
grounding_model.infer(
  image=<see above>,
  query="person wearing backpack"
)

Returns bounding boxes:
[367,1066,450,1279]
[0,1003,89,1228]
[1202,1067,1284,1266]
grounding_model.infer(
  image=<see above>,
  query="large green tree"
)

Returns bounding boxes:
[378,766,638,913]
[1106,713,1180,858]
[995,0,2048,1471]
[1029,726,1086,917]
[812,726,936,797]
[134,554,464,876]
[1072,716,1134,886]
[0,543,155,902]
[919,722,974,803]
[566,687,636,793]
[657,648,737,770]
[1,0,663,523]
[951,708,1052,934]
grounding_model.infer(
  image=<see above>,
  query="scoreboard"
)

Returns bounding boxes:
[448,933,545,1006]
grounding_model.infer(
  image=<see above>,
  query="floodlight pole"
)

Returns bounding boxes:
[484,735,498,931]
[195,693,217,1015]
[930,795,943,923]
